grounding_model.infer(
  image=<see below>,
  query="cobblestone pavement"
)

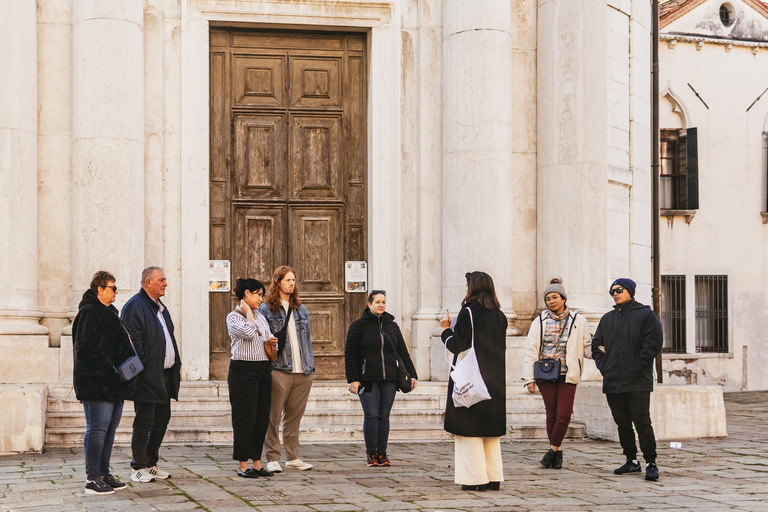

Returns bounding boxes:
[2,392,767,511]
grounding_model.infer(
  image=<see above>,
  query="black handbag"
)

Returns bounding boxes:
[533,358,560,382]
[533,313,577,383]
[115,323,144,382]
[382,331,413,393]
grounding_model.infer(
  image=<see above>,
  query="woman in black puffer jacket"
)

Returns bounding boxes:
[72,271,137,494]
[345,290,418,467]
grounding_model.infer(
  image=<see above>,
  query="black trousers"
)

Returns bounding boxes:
[131,369,174,470]
[606,391,657,463]
[228,360,272,462]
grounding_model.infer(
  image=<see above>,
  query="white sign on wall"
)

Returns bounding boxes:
[345,261,368,292]
[209,260,231,292]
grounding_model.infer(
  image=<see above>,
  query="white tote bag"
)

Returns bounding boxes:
[446,307,492,408]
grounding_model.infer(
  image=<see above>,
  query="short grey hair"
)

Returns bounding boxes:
[141,266,164,285]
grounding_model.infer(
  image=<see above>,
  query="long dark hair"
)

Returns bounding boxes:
[234,278,265,300]
[264,265,302,313]
[461,271,501,310]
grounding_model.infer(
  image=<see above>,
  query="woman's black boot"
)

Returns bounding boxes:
[540,448,556,468]
[461,484,487,492]
[488,481,501,491]
[551,450,563,469]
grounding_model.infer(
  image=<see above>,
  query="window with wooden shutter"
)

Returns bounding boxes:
[660,127,699,210]
[678,127,699,209]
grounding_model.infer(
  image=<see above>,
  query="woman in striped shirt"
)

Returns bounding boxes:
[226,278,278,478]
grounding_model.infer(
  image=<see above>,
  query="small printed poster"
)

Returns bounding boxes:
[345,261,368,293]
[209,260,231,292]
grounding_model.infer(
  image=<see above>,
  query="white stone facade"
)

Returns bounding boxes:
[659,0,768,391]
[0,0,656,452]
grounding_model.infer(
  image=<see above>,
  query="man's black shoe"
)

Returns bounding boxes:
[614,460,641,474]
[237,468,260,478]
[645,462,659,481]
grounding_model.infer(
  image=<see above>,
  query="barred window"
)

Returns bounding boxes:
[660,274,729,354]
[695,275,728,353]
[661,275,686,353]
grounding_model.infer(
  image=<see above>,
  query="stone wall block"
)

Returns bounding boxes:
[0,385,48,454]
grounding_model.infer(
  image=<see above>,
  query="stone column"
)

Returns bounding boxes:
[72,1,144,303]
[441,0,517,317]
[38,0,75,349]
[0,1,47,338]
[537,0,609,316]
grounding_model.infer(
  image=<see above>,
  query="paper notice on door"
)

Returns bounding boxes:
[345,261,367,293]
[209,260,231,292]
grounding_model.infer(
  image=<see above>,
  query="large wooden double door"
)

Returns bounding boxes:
[209,29,368,380]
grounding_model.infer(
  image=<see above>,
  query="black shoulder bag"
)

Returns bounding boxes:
[382,330,413,393]
[274,306,293,355]
[533,313,577,383]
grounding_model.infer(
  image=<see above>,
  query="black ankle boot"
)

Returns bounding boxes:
[488,481,500,491]
[551,450,563,469]
[540,448,556,468]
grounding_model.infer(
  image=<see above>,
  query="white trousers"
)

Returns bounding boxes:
[453,435,504,485]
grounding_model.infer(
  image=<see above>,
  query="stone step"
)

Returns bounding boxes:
[45,381,563,445]
[44,422,585,447]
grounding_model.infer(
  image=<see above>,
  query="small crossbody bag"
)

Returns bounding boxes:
[115,323,144,382]
[533,312,577,383]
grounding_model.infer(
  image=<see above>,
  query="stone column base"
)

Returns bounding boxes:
[0,384,47,454]
[573,382,727,441]
[0,335,59,383]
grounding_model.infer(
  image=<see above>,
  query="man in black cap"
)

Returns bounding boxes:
[592,278,663,481]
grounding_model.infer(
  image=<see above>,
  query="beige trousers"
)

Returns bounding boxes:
[264,371,314,462]
[454,435,504,485]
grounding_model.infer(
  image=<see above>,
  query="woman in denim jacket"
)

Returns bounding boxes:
[258,266,315,472]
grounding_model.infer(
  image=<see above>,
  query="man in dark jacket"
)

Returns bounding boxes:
[592,278,663,482]
[121,266,181,483]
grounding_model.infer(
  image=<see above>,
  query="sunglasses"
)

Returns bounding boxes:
[104,285,118,292]
[370,289,386,296]
[609,286,625,296]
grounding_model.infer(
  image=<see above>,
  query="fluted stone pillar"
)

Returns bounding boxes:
[441,0,516,319]
[72,0,144,303]
[38,0,75,348]
[0,1,51,389]
[0,1,47,338]
[537,0,608,316]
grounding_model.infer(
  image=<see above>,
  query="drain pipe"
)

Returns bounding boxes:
[651,0,663,384]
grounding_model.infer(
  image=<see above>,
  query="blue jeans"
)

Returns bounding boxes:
[358,381,397,454]
[82,400,124,480]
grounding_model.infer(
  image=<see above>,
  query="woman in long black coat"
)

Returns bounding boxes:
[440,271,507,492]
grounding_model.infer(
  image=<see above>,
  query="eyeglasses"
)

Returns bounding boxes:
[105,285,118,292]
[609,287,625,296]
[370,289,386,296]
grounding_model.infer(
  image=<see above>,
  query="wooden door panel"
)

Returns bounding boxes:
[232,54,286,108]
[233,205,288,285]
[234,113,287,199]
[289,56,342,109]
[211,30,366,380]
[289,115,343,200]
[288,206,342,293]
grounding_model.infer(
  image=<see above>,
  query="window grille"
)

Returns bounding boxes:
[695,275,728,353]
[661,275,686,353]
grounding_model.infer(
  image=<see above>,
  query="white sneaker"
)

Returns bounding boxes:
[286,459,313,470]
[131,468,156,483]
[148,465,171,479]
[266,461,283,473]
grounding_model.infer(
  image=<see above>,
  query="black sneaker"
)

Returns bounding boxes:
[645,462,659,481]
[540,449,556,468]
[366,453,379,467]
[102,474,126,490]
[614,459,642,474]
[85,477,115,495]
[377,452,391,467]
